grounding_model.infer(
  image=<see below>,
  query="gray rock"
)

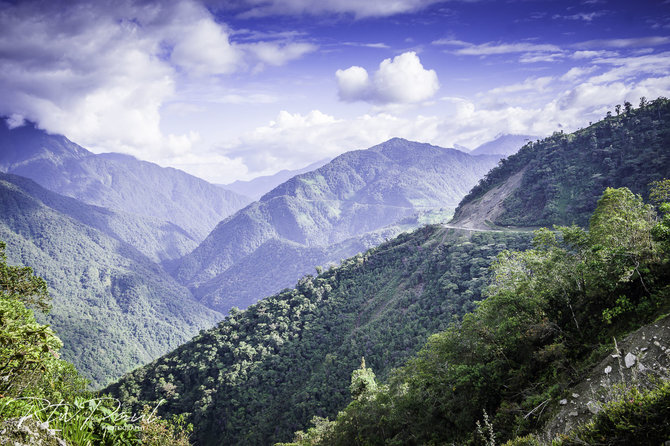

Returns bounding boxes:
[587,401,601,415]
[559,399,568,405]
[624,352,636,368]
[604,365,612,374]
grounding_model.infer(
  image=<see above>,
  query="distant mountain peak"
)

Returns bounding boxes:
[0,123,251,243]
[470,133,537,157]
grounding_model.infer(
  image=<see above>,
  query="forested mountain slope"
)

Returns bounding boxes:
[453,97,670,227]
[285,185,670,446]
[0,174,222,386]
[0,173,196,263]
[0,121,251,251]
[107,227,531,445]
[172,138,500,313]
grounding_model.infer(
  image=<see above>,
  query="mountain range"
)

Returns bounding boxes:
[0,120,517,385]
[222,158,330,200]
[105,97,670,445]
[170,138,502,313]
[0,122,251,261]
[0,172,223,386]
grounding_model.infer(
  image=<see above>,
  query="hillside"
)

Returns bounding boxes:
[0,121,251,251]
[282,185,670,445]
[0,173,197,263]
[453,98,670,228]
[0,174,223,386]
[108,99,670,445]
[107,227,531,445]
[172,138,500,313]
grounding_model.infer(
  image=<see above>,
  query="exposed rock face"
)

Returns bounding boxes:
[0,416,66,445]
[542,315,670,438]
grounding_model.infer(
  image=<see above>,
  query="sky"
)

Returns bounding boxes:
[1,0,669,183]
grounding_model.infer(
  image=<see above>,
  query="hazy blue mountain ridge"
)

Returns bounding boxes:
[171,138,500,313]
[0,173,222,386]
[0,121,251,248]
[469,133,537,157]
[0,172,197,262]
[222,158,329,200]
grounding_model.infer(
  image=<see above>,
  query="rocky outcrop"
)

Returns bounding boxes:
[542,315,670,439]
[0,415,66,445]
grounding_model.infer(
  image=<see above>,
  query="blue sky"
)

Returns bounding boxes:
[1,0,669,182]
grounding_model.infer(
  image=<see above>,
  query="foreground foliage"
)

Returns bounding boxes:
[286,186,670,445]
[0,240,192,445]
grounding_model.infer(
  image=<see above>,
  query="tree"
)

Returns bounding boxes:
[624,101,633,114]
[0,242,50,313]
[349,357,377,400]
[649,179,670,206]
[0,241,62,395]
[651,179,670,250]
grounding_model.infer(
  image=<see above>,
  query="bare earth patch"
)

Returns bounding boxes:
[449,169,526,230]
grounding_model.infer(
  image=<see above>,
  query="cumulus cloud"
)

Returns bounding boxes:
[220,67,670,181]
[336,52,439,104]
[223,109,443,176]
[0,0,316,161]
[169,17,242,75]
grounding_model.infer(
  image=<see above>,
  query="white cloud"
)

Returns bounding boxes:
[245,41,317,66]
[336,66,371,101]
[486,77,554,95]
[336,52,439,104]
[434,39,563,56]
[433,38,565,64]
[228,0,448,19]
[221,70,670,181]
[170,18,242,75]
[5,114,26,129]
[560,66,598,82]
[576,36,670,49]
[0,0,316,161]
[224,109,443,177]
[586,51,670,84]
[571,50,619,59]
[553,11,605,22]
